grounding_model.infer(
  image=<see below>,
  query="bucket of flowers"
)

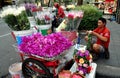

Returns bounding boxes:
[73,47,92,76]
[0,6,30,31]
[0,6,35,42]
[35,11,53,35]
[18,32,72,60]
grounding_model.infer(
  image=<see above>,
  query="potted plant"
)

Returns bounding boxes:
[0,6,34,41]
[1,6,30,31]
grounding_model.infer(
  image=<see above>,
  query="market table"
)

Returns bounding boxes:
[70,62,97,78]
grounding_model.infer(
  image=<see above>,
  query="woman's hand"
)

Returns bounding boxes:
[84,35,88,41]
[86,30,92,35]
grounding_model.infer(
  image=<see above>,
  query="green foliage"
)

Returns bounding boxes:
[4,14,18,30]
[4,11,30,31]
[36,19,46,25]
[75,4,102,30]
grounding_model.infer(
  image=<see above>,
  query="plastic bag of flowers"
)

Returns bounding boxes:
[73,49,92,76]
[18,32,72,60]
[65,11,84,31]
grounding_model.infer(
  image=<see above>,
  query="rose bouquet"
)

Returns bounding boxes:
[65,11,84,31]
[73,49,92,76]
[18,32,72,59]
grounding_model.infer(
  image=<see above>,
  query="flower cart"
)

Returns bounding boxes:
[15,32,74,78]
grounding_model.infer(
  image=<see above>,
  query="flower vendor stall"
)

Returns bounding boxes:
[16,32,75,78]
[2,3,98,78]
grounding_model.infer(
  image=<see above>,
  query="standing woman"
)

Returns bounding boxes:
[51,3,65,32]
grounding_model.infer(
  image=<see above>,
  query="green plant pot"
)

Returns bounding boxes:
[41,29,48,35]
[37,24,51,35]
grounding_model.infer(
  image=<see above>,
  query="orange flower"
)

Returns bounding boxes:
[79,58,84,64]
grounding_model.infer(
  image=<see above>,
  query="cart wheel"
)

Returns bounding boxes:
[22,58,53,78]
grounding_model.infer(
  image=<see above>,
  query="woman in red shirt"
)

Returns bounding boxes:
[54,3,65,18]
[51,3,65,32]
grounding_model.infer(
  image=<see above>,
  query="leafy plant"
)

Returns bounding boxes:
[1,6,30,31]
[4,11,30,31]
[75,4,102,30]
[4,14,18,30]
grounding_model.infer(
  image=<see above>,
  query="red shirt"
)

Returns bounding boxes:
[93,27,110,48]
[58,7,65,18]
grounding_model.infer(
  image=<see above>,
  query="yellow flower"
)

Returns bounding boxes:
[90,54,92,59]
[79,58,84,64]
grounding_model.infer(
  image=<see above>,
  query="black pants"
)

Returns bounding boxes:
[51,17,63,32]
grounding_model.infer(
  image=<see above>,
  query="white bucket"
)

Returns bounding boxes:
[37,24,51,30]
[13,29,35,37]
[9,62,23,78]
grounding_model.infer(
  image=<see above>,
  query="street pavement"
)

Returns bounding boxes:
[0,19,21,77]
[0,18,120,78]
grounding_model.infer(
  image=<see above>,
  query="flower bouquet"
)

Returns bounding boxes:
[18,32,72,60]
[73,49,92,76]
[65,11,84,31]
[36,12,53,25]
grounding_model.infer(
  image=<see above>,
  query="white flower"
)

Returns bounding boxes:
[67,5,75,9]
[18,6,25,12]
[14,10,21,16]
[88,30,92,34]
[0,8,15,17]
[0,6,25,17]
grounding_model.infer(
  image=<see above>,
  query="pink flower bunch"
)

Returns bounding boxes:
[68,14,74,19]
[66,11,84,19]
[19,33,72,58]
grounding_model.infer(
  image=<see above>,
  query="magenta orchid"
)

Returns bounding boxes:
[19,32,72,58]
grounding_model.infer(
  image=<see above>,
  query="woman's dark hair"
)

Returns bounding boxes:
[99,17,107,25]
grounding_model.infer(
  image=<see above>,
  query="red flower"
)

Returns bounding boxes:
[45,15,50,20]
[75,59,79,63]
[87,66,92,73]
[86,55,91,60]
[68,14,74,19]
